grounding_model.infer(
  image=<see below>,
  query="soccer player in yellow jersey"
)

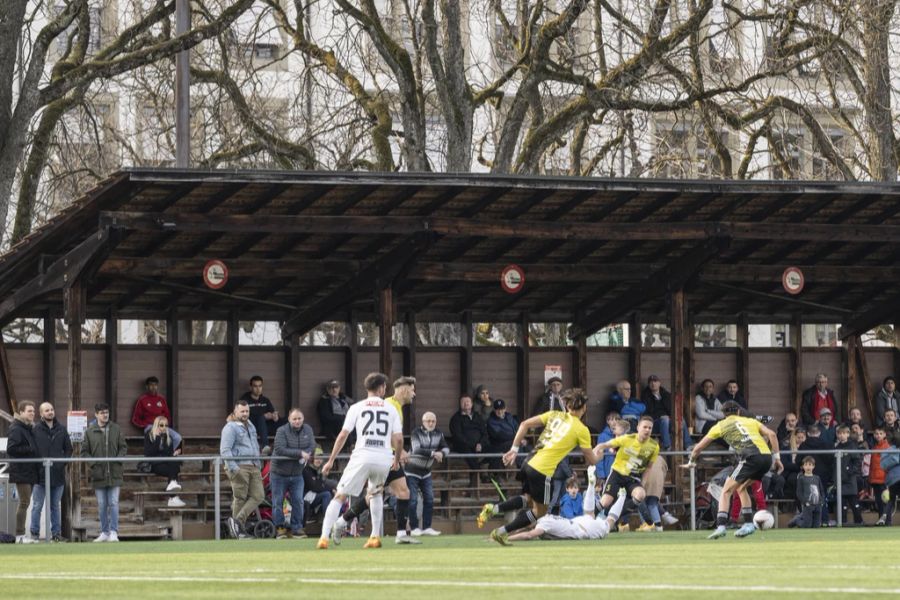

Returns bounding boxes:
[592,416,658,515]
[479,388,598,546]
[331,376,421,545]
[684,401,784,539]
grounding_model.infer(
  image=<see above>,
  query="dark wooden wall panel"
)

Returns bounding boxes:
[472,350,517,411]
[855,348,893,426]
[81,349,107,418]
[298,350,345,429]
[0,348,43,407]
[355,350,404,390]
[749,350,791,419]
[586,351,628,432]
[240,350,286,411]
[117,348,167,434]
[694,351,738,400]
[178,350,227,436]
[415,351,461,428]
[641,351,671,394]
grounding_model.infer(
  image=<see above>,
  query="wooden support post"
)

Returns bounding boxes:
[461,312,473,396]
[378,287,394,379]
[629,314,642,397]
[894,323,900,395]
[517,315,530,419]
[686,311,695,431]
[167,313,180,426]
[846,336,858,423]
[43,313,55,408]
[737,314,750,406]
[106,314,118,422]
[285,333,299,413]
[790,316,803,418]
[346,314,359,398]
[406,313,417,427]
[575,334,588,390]
[669,290,686,453]
[64,284,85,412]
[854,334,875,422]
[227,313,239,413]
[0,338,17,414]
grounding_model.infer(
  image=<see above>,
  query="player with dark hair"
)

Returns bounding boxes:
[684,400,783,539]
[592,415,659,516]
[477,388,598,546]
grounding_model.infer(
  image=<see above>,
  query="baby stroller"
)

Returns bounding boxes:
[694,466,731,529]
[220,463,276,539]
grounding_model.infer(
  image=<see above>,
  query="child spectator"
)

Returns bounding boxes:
[869,427,891,525]
[789,457,823,528]
[596,413,625,486]
[835,425,863,525]
[559,476,584,519]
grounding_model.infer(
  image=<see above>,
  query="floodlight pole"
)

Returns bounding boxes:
[175,0,191,168]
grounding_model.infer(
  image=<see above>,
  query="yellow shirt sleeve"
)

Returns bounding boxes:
[577,424,592,450]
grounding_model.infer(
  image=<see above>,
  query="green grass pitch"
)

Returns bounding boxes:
[4,528,900,599]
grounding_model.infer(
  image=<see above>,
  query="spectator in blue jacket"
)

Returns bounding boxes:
[487,399,520,469]
[220,400,264,539]
[611,380,646,430]
[596,412,627,484]
[559,476,584,519]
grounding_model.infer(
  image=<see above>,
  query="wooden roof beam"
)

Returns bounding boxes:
[839,292,900,340]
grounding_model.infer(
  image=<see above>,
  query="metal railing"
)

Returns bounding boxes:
[1,447,896,541]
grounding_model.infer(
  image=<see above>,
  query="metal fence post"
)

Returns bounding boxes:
[689,456,696,531]
[44,459,52,543]
[214,457,221,541]
[835,451,842,528]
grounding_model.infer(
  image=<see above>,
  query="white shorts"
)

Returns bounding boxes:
[335,452,392,497]
[537,515,609,540]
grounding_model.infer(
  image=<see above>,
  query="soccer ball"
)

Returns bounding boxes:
[753,510,775,530]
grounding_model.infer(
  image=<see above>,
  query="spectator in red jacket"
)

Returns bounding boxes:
[132,376,171,430]
[800,373,838,426]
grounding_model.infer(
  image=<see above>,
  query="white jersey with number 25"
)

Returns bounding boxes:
[342,396,402,459]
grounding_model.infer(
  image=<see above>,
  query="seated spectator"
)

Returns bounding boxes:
[559,476,583,519]
[486,399,520,469]
[271,409,315,539]
[316,380,353,446]
[694,379,724,435]
[406,411,450,537]
[817,408,837,447]
[835,425,864,525]
[640,375,692,451]
[609,380,644,428]
[143,416,185,507]
[884,409,900,446]
[301,447,337,526]
[240,375,280,453]
[596,415,628,486]
[777,412,799,445]
[716,380,746,409]
[779,426,806,500]
[875,376,900,428]
[131,376,171,431]
[449,395,488,470]
[788,457,823,528]
[607,381,628,415]
[473,385,494,422]
[532,376,564,416]
[801,373,839,426]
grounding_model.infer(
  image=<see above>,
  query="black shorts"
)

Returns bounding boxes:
[385,464,406,485]
[603,470,643,498]
[519,464,553,505]
[729,453,773,483]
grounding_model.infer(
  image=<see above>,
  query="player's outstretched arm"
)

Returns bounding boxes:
[503,415,543,467]
[322,428,350,476]
[759,424,784,474]
[682,435,713,468]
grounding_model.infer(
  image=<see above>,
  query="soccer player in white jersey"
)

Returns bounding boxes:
[317,372,402,549]
[506,466,627,542]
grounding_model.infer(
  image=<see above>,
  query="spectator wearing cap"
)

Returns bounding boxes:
[875,376,900,428]
[487,399,521,469]
[532,376,564,416]
[316,379,353,446]
[640,374,693,451]
[406,411,450,536]
[131,376,171,431]
[817,407,837,447]
[801,373,839,426]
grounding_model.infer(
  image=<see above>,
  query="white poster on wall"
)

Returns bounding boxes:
[67,411,88,443]
[544,365,562,385]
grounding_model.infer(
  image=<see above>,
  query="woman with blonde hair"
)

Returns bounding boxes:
[143,416,185,507]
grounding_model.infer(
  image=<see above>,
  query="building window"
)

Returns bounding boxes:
[586,324,629,347]
[238,321,283,346]
[1,319,43,343]
[55,319,106,344]
[298,322,349,346]
[415,322,462,346]
[118,320,167,344]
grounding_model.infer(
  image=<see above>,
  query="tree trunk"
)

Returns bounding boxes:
[861,0,898,181]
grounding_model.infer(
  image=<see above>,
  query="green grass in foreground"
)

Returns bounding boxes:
[3,528,900,599]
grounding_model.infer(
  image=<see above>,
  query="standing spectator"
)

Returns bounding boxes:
[302,447,337,526]
[473,385,494,422]
[143,416,185,507]
[777,412,799,445]
[882,409,900,447]
[799,423,832,523]
[558,476,583,519]
[817,408,837,447]
[845,407,865,431]
[694,379,724,435]
[449,395,488,470]
[239,375,278,453]
[31,402,72,542]
[131,376,171,431]
[82,403,126,543]
[835,425,863,525]
[870,427,891,525]
[641,375,692,451]
[486,399,520,469]
[789,457,823,528]
[220,400,264,539]
[271,409,316,539]
[406,411,449,537]
[801,373,839,426]
[875,377,900,428]
[7,401,39,543]
[532,376,564,415]
[316,380,352,445]
[717,380,746,409]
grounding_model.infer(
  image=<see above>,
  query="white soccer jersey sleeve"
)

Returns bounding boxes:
[342,397,402,457]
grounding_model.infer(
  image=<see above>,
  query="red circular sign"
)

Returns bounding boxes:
[782,266,804,295]
[203,259,229,289]
[500,264,525,294]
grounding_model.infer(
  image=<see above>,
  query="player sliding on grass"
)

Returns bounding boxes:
[477,388,598,546]
[507,465,626,542]
[683,401,783,539]
[592,415,659,520]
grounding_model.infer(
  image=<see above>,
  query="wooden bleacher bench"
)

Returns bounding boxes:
[158,507,219,540]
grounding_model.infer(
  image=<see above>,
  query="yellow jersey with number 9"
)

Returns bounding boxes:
[527,411,592,477]
[609,434,660,477]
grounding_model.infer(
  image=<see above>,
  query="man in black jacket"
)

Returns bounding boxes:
[449,395,488,470]
[30,402,73,542]
[316,380,353,446]
[7,400,39,543]
[271,409,316,538]
[641,375,693,451]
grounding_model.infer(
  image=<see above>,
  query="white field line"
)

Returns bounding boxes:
[1,574,899,595]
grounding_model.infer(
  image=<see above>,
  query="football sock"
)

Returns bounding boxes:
[742,508,754,524]
[341,495,367,523]
[715,511,729,528]
[502,509,537,534]
[369,494,384,538]
[321,498,343,539]
[496,496,526,514]
[396,499,409,534]
[608,494,627,523]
